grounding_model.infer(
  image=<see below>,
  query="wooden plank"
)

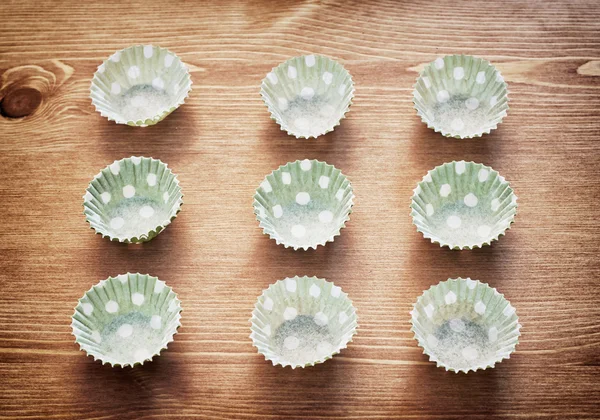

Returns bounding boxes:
[0,0,599,418]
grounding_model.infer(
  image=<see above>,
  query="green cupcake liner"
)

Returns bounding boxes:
[253,159,354,250]
[413,55,509,138]
[90,45,192,127]
[83,156,183,243]
[250,276,358,368]
[410,161,517,250]
[261,54,354,139]
[410,278,521,373]
[71,273,182,368]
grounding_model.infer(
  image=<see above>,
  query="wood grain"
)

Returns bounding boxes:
[1,0,600,418]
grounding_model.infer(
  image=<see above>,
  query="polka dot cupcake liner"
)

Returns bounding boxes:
[84,156,183,243]
[250,276,358,369]
[410,278,521,373]
[261,54,355,139]
[410,161,517,250]
[71,273,182,368]
[413,55,509,139]
[90,45,192,127]
[253,159,354,250]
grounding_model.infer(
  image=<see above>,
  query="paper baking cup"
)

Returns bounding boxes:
[261,54,354,138]
[411,278,521,373]
[250,276,357,368]
[83,156,183,243]
[410,161,517,250]
[253,159,354,250]
[413,55,508,138]
[71,273,182,367]
[90,45,192,126]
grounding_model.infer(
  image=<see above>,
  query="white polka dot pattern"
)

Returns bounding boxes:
[476,71,486,84]
[300,87,315,100]
[426,204,434,216]
[254,160,353,250]
[319,210,333,223]
[260,54,354,138]
[92,45,192,127]
[147,173,157,186]
[283,307,297,321]
[150,315,162,330]
[445,291,457,304]
[110,217,124,230]
[73,274,182,367]
[143,45,153,58]
[291,224,306,238]
[447,215,461,229]
[285,278,297,293]
[437,90,449,103]
[439,184,451,197]
[128,66,140,79]
[105,300,119,313]
[451,118,464,131]
[284,336,299,350]
[118,324,133,338]
[250,276,357,368]
[319,176,330,189]
[82,303,94,316]
[287,66,297,79]
[414,55,509,138]
[123,185,135,198]
[464,193,478,207]
[411,162,516,249]
[131,293,145,306]
[465,97,479,110]
[410,278,520,373]
[314,312,328,326]
[474,301,486,315]
[453,67,464,80]
[295,192,310,205]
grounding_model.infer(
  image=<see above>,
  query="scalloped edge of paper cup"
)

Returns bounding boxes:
[83,156,183,244]
[71,273,182,368]
[410,161,517,250]
[90,45,192,127]
[260,54,355,139]
[249,275,358,368]
[413,55,509,139]
[410,278,521,373]
[253,159,354,251]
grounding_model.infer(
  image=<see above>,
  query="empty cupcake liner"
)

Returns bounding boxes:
[410,161,517,250]
[253,159,354,250]
[90,45,192,127]
[250,276,358,368]
[413,55,509,138]
[261,54,355,139]
[71,273,182,368]
[410,278,521,373]
[83,156,183,243]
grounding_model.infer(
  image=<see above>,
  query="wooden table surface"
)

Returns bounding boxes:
[1,0,600,419]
